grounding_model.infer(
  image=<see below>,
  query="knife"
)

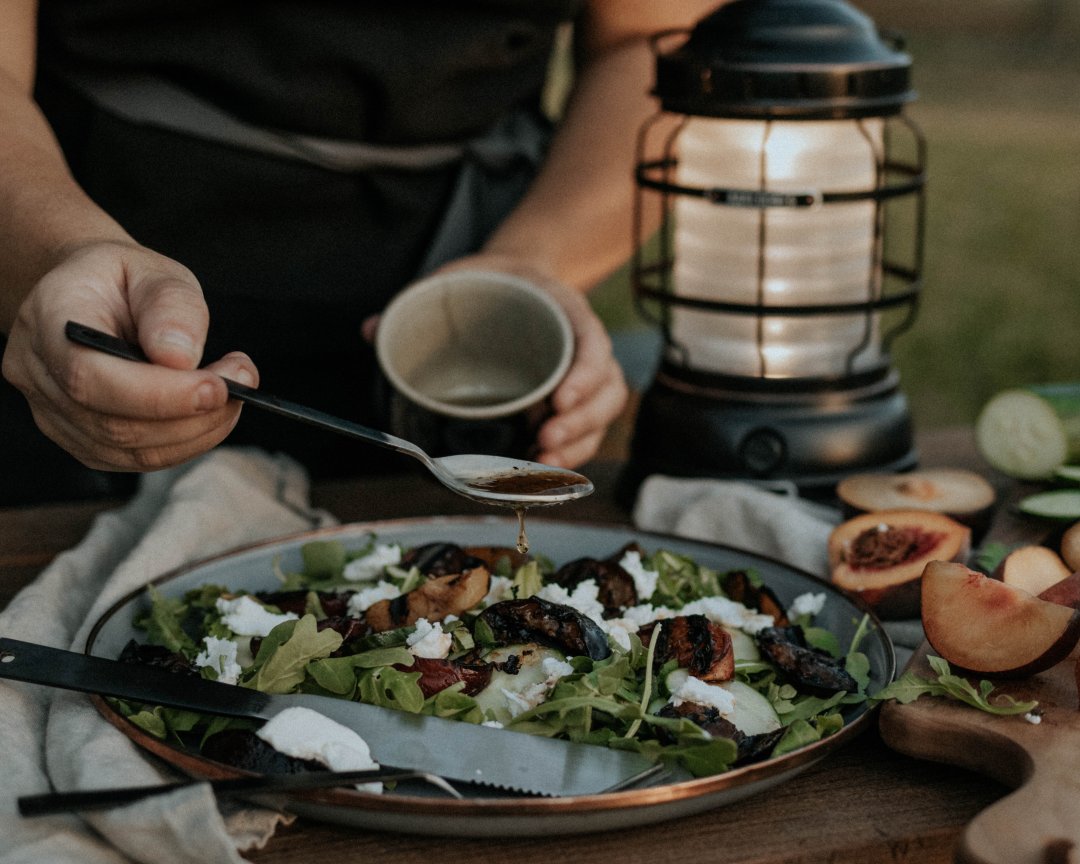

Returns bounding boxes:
[0,638,661,797]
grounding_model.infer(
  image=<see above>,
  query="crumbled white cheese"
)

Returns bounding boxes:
[193,636,243,685]
[342,544,402,582]
[346,580,402,616]
[482,720,505,729]
[502,681,551,718]
[681,595,775,635]
[256,707,381,793]
[669,675,736,716]
[618,550,659,604]
[600,603,678,651]
[482,575,514,607]
[541,656,575,680]
[788,591,826,620]
[1023,712,1042,725]
[216,595,298,638]
[406,618,453,659]
[536,579,606,627]
[499,655,575,718]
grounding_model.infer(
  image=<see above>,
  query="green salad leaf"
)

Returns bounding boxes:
[872,655,1038,716]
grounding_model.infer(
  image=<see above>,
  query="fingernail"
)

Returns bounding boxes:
[195,382,218,411]
[156,329,197,357]
[231,366,256,387]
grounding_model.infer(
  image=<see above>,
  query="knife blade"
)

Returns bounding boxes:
[0,637,660,797]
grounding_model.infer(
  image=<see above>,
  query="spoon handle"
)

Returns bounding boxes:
[64,321,427,464]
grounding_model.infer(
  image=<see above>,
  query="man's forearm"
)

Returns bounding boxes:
[480,36,655,294]
[0,73,130,333]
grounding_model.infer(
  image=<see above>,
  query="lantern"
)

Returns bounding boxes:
[627,0,926,494]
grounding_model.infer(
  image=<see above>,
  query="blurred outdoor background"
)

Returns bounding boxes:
[587,0,1080,433]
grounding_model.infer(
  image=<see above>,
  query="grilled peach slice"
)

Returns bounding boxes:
[828,510,970,619]
[922,561,1080,678]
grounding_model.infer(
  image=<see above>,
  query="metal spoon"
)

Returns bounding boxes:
[65,322,593,507]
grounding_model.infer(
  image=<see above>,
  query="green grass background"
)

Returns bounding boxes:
[587,4,1080,431]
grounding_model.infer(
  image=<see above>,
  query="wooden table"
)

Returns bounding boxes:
[0,427,1052,864]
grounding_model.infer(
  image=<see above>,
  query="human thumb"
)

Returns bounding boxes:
[131,268,211,371]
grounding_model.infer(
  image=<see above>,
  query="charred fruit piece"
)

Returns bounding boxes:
[202,729,325,774]
[922,560,1080,678]
[656,702,783,765]
[639,615,734,683]
[755,626,859,696]
[721,570,789,626]
[118,640,199,676]
[463,546,531,572]
[477,597,611,660]
[254,589,353,618]
[400,542,485,577]
[365,566,491,632]
[550,557,637,617]
[393,656,493,699]
[828,510,971,619]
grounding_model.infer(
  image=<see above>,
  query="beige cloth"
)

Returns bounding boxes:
[0,448,335,864]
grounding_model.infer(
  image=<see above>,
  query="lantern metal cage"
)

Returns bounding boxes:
[625,0,928,495]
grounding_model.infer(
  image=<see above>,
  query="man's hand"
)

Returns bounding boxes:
[2,240,258,472]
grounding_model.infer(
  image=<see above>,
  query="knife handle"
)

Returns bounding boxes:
[18,768,461,816]
[0,637,270,720]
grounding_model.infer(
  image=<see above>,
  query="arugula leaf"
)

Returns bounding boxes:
[306,646,416,696]
[135,586,197,655]
[357,666,425,713]
[972,542,1011,575]
[872,655,1038,716]
[243,614,343,694]
[647,550,722,607]
[300,540,347,580]
[510,560,544,600]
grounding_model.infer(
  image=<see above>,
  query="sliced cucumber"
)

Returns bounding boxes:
[472,644,565,725]
[721,680,781,736]
[663,669,780,736]
[724,627,760,663]
[1017,489,1080,521]
[975,386,1080,480]
[1055,465,1080,485]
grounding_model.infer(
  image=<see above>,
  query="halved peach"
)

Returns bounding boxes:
[836,469,995,537]
[922,560,1080,678]
[992,545,1072,595]
[1039,571,1080,610]
[1061,520,1080,572]
[828,510,971,619]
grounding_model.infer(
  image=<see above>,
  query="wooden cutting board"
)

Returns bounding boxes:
[879,642,1080,864]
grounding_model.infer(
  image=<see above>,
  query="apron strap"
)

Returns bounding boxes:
[54,68,467,172]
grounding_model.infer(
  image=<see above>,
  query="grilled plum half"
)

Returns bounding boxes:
[477,597,611,660]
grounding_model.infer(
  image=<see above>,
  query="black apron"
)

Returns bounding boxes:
[0,1,580,504]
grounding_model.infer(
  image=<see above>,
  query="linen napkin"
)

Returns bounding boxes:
[0,447,335,864]
[631,474,924,670]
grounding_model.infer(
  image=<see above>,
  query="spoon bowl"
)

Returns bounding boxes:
[65,322,593,508]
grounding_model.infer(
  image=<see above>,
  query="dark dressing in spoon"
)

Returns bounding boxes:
[465,469,590,554]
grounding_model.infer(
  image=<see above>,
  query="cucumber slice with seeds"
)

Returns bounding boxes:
[976,385,1080,480]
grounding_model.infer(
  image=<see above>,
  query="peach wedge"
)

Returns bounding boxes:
[922,560,1080,678]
